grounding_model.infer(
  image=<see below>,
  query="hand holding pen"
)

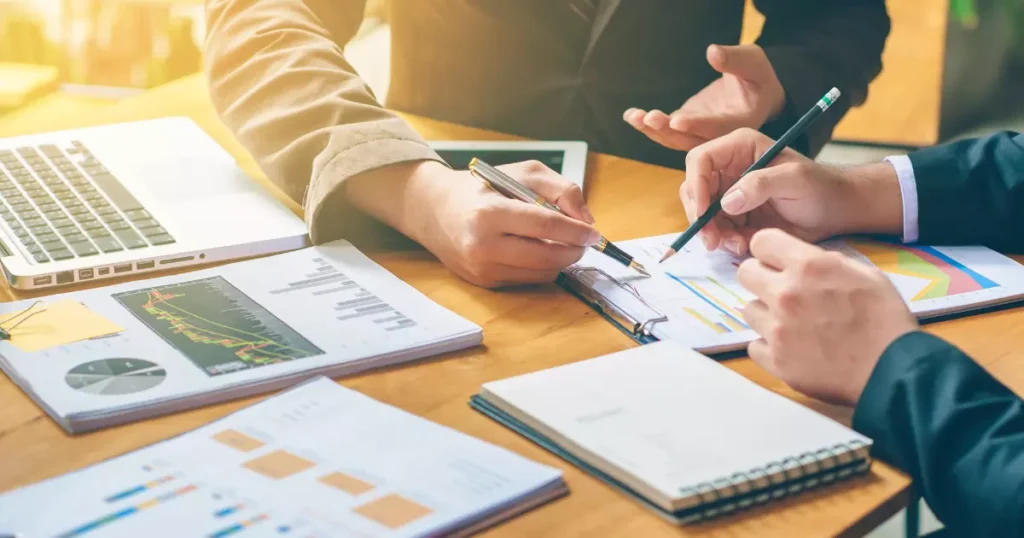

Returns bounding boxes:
[469,159,649,277]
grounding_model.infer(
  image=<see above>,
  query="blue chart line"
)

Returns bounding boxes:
[665,273,750,331]
[105,475,176,503]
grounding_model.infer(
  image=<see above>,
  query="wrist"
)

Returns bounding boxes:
[344,159,453,245]
[841,162,904,237]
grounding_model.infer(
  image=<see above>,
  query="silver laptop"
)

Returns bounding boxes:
[0,117,308,290]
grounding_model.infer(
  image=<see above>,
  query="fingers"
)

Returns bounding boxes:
[719,226,751,257]
[489,235,586,271]
[684,128,777,187]
[706,44,774,81]
[741,300,773,338]
[749,228,822,271]
[490,199,600,248]
[502,161,595,224]
[624,108,706,151]
[719,163,809,216]
[736,258,782,305]
[669,109,750,145]
[680,169,726,250]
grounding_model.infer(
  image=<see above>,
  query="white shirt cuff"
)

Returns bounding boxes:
[884,155,919,243]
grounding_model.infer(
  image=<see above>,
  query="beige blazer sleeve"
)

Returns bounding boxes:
[204,0,443,243]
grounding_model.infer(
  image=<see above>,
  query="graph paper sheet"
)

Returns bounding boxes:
[567,233,1024,353]
[0,378,564,538]
[0,241,482,432]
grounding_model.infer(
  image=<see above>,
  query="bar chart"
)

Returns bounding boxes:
[270,257,418,332]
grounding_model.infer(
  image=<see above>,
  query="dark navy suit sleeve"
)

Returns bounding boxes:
[853,332,1024,538]
[910,131,1024,252]
[754,0,889,156]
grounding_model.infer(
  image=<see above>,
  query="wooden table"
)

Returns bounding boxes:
[3,73,1022,537]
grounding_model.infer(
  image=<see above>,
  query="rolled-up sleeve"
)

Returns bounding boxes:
[204,0,444,243]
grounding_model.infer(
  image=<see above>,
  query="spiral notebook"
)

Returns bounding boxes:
[470,341,872,524]
[558,233,1024,354]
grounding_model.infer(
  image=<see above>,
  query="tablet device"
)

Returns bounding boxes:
[430,140,588,189]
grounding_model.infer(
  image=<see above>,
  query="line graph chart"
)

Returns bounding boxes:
[665,274,751,334]
[113,277,323,376]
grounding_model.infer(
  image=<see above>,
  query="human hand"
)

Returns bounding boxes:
[680,128,904,256]
[738,229,919,406]
[624,44,785,151]
[362,160,599,288]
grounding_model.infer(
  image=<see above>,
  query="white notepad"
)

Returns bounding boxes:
[560,233,1024,353]
[0,378,566,537]
[474,341,872,523]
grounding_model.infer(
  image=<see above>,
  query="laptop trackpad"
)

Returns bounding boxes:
[160,192,299,244]
[134,159,259,203]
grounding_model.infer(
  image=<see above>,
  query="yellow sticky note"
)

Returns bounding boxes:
[0,300,124,352]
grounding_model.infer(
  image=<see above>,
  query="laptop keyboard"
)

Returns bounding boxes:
[0,141,175,264]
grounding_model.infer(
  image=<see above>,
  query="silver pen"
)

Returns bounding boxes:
[468,158,649,277]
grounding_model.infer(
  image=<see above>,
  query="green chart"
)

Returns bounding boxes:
[113,277,323,377]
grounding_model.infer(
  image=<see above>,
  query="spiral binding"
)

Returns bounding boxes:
[676,439,873,523]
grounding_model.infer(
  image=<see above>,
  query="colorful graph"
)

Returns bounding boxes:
[113,277,324,376]
[105,474,176,502]
[56,484,198,538]
[848,240,999,301]
[666,274,750,334]
[209,513,269,538]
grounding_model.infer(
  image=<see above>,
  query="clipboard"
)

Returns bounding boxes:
[557,265,761,359]
[560,261,1024,358]
[556,266,667,345]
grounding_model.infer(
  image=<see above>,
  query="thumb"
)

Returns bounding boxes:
[720,163,806,215]
[707,44,773,81]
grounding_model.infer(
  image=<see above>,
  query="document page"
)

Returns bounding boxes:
[0,378,563,538]
[0,241,481,428]
[567,234,1024,352]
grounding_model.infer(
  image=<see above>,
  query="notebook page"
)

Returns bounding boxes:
[0,378,563,537]
[482,341,869,502]
[566,234,1024,351]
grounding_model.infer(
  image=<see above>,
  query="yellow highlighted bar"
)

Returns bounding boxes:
[684,308,727,334]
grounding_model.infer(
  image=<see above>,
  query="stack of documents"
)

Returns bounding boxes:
[0,240,482,432]
[0,377,567,537]
[471,341,872,524]
[561,233,1024,353]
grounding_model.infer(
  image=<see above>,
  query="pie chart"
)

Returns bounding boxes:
[65,359,167,395]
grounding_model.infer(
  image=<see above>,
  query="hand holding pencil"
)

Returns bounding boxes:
[661,88,842,262]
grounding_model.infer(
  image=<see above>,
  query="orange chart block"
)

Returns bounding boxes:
[212,429,266,452]
[354,494,433,529]
[319,472,375,496]
[243,450,316,479]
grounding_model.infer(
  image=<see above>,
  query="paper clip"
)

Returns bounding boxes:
[564,267,668,336]
[0,301,48,340]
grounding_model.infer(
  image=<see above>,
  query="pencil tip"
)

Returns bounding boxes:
[658,249,675,263]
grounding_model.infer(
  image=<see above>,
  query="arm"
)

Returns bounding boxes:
[753,0,890,156]
[204,0,443,243]
[853,332,1024,538]
[907,131,1024,252]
